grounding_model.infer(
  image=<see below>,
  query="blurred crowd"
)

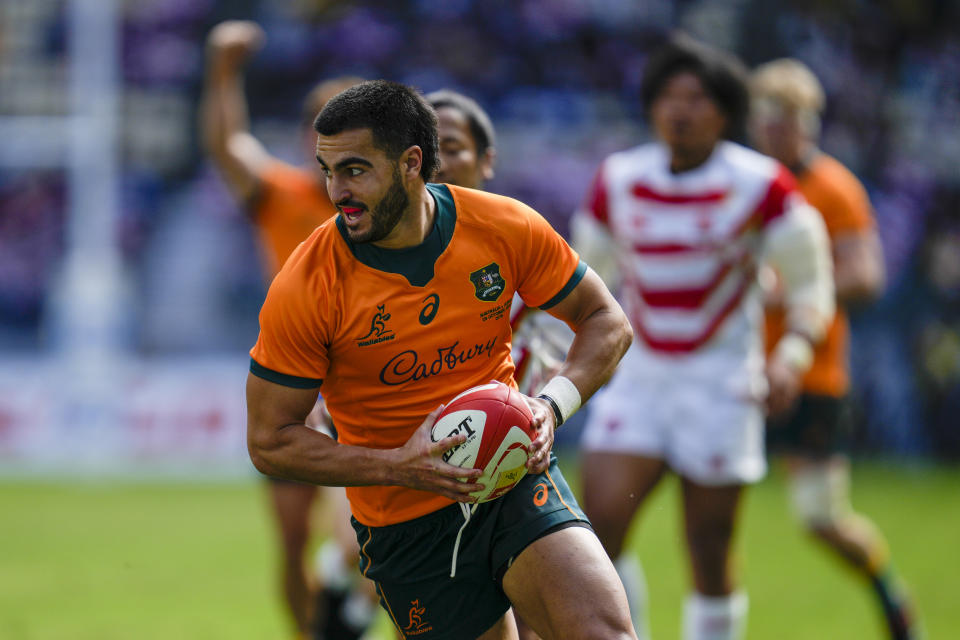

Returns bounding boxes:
[1,0,958,458]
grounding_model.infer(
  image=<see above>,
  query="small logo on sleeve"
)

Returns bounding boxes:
[356,304,396,347]
[469,263,505,302]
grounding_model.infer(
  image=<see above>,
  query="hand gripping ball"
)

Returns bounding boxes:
[430,381,536,502]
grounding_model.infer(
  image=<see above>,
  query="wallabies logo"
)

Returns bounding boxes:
[403,599,432,635]
[356,304,396,347]
[469,263,505,302]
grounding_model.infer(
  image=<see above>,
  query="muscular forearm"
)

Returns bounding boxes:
[247,402,482,503]
[248,421,395,487]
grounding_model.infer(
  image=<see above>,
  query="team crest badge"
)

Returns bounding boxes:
[469,263,505,302]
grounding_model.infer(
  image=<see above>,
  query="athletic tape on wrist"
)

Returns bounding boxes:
[773,332,814,373]
[537,375,581,427]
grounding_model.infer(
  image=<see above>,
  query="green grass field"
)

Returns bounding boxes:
[1,460,956,639]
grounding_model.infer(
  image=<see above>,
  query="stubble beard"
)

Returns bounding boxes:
[351,168,409,244]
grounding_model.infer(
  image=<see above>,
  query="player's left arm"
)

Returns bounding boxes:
[833,228,885,306]
[523,267,632,472]
[825,169,885,306]
[246,374,483,500]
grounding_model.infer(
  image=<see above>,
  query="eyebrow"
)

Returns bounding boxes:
[315,155,375,171]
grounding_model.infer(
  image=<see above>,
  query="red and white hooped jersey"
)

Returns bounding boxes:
[577,141,803,389]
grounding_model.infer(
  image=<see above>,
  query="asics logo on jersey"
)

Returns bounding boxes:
[379,337,498,386]
[357,304,396,347]
[469,263,505,302]
[419,293,440,325]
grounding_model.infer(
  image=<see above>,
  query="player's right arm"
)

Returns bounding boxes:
[246,374,483,502]
[763,193,835,416]
[200,20,273,204]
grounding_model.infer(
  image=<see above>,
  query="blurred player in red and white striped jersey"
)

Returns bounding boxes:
[573,35,835,640]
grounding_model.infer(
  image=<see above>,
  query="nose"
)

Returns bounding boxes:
[327,174,352,204]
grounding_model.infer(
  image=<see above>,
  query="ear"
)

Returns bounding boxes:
[480,147,496,181]
[399,145,423,181]
[717,111,731,139]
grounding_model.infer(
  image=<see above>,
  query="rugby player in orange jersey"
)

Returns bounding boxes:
[201,20,373,640]
[246,80,637,640]
[751,58,920,640]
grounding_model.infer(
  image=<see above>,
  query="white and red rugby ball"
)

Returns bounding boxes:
[431,381,536,503]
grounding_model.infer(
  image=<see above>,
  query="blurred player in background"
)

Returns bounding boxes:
[573,35,835,640]
[247,79,637,640]
[426,89,572,422]
[200,19,372,640]
[750,58,919,640]
[427,89,496,192]
[427,88,569,640]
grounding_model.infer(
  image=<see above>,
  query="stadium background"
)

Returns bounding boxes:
[0,1,958,639]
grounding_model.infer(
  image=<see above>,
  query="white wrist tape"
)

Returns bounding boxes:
[772,333,814,373]
[537,375,581,427]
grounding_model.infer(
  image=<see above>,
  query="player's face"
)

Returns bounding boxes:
[316,128,410,244]
[434,106,494,190]
[749,99,804,165]
[650,71,727,160]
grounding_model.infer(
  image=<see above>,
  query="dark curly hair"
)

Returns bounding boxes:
[640,33,750,140]
[314,80,440,181]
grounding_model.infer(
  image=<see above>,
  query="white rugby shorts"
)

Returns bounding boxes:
[581,343,767,486]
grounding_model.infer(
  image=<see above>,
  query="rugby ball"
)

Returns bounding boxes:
[430,381,536,502]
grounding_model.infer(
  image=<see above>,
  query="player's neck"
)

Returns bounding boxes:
[373,183,436,250]
[669,144,715,174]
[408,184,438,244]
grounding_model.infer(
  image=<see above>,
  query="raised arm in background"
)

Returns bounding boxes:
[200,20,273,204]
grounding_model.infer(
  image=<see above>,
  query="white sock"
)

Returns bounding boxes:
[315,539,351,591]
[683,591,748,640]
[614,554,650,640]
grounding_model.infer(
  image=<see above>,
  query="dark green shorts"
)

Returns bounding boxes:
[767,393,852,458]
[352,454,590,639]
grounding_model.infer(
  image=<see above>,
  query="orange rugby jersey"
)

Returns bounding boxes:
[250,183,585,526]
[252,161,337,277]
[765,153,875,396]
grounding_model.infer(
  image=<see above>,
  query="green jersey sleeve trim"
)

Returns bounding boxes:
[538,260,588,310]
[249,358,324,389]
